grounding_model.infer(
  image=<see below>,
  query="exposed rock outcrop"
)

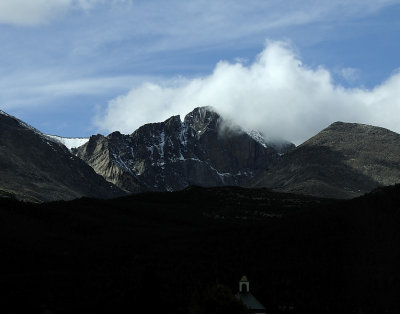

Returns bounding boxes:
[76,107,290,192]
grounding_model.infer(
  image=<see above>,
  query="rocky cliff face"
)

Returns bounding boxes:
[0,111,123,202]
[252,122,400,199]
[76,107,291,192]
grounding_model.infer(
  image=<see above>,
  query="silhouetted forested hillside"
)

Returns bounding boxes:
[0,186,399,313]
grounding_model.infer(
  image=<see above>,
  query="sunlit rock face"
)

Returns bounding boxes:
[76,107,291,193]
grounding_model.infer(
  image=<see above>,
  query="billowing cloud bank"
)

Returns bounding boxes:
[97,41,400,144]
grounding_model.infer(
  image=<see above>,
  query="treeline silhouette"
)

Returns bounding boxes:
[0,185,399,313]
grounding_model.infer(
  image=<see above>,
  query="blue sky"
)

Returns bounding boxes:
[1,0,400,143]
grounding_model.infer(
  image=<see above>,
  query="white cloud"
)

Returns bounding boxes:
[0,0,122,26]
[340,67,360,83]
[96,41,400,144]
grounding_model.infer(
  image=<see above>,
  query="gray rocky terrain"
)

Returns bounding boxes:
[75,107,293,193]
[4,106,398,201]
[252,122,400,198]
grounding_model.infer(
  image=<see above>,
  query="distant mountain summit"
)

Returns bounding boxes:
[9,105,400,201]
[252,122,400,198]
[76,107,293,193]
[0,110,122,201]
[2,107,400,200]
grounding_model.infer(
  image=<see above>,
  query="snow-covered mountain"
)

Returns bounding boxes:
[75,107,294,193]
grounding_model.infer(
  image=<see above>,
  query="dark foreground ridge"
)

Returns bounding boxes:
[0,185,399,313]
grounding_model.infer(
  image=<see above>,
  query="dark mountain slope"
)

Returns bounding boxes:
[0,111,123,201]
[76,107,292,192]
[252,122,400,198]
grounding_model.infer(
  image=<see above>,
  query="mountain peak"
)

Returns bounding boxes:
[76,106,286,193]
[0,109,42,135]
[0,109,10,116]
[325,121,393,132]
[253,121,400,199]
[184,106,221,136]
[0,111,122,201]
[184,106,219,121]
[305,121,397,147]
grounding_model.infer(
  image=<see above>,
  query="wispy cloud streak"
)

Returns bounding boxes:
[1,0,400,139]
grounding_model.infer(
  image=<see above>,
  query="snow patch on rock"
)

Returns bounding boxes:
[46,135,89,150]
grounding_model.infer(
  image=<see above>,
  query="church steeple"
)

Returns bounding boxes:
[239,275,249,293]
